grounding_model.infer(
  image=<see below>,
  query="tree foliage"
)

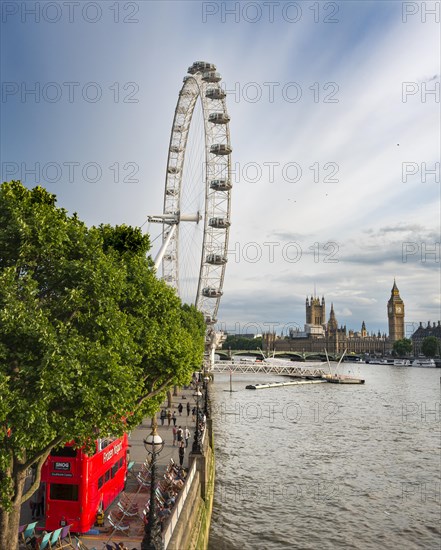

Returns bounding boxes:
[0,181,205,545]
[421,336,440,358]
[223,335,263,350]
[392,338,413,357]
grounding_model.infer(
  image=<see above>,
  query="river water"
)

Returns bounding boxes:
[207,363,440,549]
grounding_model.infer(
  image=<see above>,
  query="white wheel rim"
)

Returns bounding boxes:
[153,62,232,325]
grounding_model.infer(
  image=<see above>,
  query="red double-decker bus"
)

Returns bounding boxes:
[41,434,128,533]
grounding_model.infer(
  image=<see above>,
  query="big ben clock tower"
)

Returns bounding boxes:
[388,279,405,342]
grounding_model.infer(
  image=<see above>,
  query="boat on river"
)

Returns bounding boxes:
[393,359,411,366]
[366,358,394,365]
[411,358,436,368]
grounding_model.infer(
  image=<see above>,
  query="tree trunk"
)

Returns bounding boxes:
[0,443,58,549]
[173,385,178,396]
[167,390,172,408]
[0,469,26,550]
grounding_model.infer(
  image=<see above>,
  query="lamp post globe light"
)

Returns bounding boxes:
[141,424,165,550]
[192,386,203,454]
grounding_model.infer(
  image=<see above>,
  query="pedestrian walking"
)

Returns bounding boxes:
[186,402,191,416]
[192,407,196,422]
[178,441,185,467]
[172,411,177,426]
[184,426,190,448]
[160,409,166,426]
[178,403,183,416]
[172,426,177,447]
[30,497,36,520]
[167,410,172,427]
[35,484,45,518]
[177,426,183,444]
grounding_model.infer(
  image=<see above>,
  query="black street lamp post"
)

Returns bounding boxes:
[192,386,203,454]
[141,423,165,550]
[203,376,210,419]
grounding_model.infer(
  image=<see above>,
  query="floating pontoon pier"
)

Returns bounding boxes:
[245,349,365,389]
[246,380,328,390]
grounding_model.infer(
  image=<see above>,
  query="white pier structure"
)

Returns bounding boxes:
[211,360,327,377]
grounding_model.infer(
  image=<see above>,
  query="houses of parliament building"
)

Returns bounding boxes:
[263,280,405,355]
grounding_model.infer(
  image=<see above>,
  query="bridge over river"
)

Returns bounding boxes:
[215,350,362,362]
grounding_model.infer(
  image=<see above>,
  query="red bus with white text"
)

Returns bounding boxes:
[41,434,128,533]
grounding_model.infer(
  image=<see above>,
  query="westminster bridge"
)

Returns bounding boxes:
[215,350,355,362]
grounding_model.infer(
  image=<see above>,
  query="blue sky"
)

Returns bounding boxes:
[1,0,440,336]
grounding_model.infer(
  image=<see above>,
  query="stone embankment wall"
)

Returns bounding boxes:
[164,418,215,550]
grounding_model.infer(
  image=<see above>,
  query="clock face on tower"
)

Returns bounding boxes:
[388,306,392,314]
[396,306,402,313]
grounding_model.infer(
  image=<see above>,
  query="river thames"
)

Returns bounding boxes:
[208,363,440,549]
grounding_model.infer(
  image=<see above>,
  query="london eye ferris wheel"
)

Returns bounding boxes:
[148,61,232,326]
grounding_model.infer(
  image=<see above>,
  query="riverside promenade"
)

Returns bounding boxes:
[20,384,210,549]
[80,384,200,549]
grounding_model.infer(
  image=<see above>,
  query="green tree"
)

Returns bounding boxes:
[224,335,263,351]
[0,181,205,547]
[392,338,413,357]
[421,336,440,358]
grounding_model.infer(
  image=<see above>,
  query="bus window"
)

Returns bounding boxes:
[111,463,119,477]
[98,438,111,451]
[50,484,79,501]
[98,476,104,489]
[50,447,77,458]
[105,469,111,483]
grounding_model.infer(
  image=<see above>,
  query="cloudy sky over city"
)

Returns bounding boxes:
[1,0,440,336]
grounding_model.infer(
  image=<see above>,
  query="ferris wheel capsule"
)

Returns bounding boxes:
[209,217,231,229]
[188,61,217,74]
[208,112,230,124]
[202,71,222,83]
[206,254,228,265]
[210,144,232,156]
[206,88,226,100]
[210,179,232,191]
[202,287,223,298]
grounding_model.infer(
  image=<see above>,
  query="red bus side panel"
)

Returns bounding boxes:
[41,435,128,533]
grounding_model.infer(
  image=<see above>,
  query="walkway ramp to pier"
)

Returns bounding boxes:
[212,360,327,377]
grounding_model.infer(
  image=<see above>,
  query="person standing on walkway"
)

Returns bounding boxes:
[172,411,177,426]
[167,410,172,427]
[192,407,196,422]
[178,441,185,467]
[160,409,166,426]
[186,402,190,416]
[172,426,177,446]
[184,426,190,448]
[178,403,183,416]
[177,426,183,445]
